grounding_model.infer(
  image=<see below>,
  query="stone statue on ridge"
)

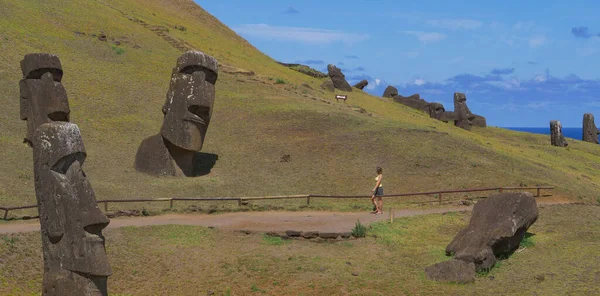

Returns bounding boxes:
[582,113,599,143]
[20,53,111,296]
[135,50,218,176]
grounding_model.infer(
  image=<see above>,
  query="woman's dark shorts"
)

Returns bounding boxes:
[375,187,384,197]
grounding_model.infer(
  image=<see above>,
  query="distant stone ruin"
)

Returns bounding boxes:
[582,113,599,143]
[20,53,111,295]
[326,64,352,92]
[135,50,218,176]
[425,192,538,283]
[382,85,398,98]
[353,79,368,90]
[550,120,568,147]
[393,93,429,110]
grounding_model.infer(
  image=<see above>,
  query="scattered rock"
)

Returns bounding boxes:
[353,80,368,90]
[174,25,187,31]
[382,86,398,98]
[74,31,86,37]
[301,231,319,239]
[280,154,291,162]
[550,120,568,147]
[351,272,359,276]
[534,274,545,282]
[318,232,339,239]
[489,276,495,280]
[340,232,351,238]
[346,261,352,265]
[460,200,473,206]
[424,259,476,284]
[327,64,352,92]
[286,230,302,237]
[113,40,121,46]
[98,33,107,42]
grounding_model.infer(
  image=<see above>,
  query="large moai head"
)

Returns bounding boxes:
[19,53,70,146]
[453,92,475,130]
[582,113,599,144]
[426,103,446,120]
[32,122,111,296]
[160,50,218,152]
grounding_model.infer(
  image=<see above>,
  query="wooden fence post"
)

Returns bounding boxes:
[536,187,540,197]
[438,193,442,205]
[3,209,8,220]
[170,199,174,209]
[306,196,311,205]
[238,199,242,207]
[499,187,503,193]
[389,208,394,223]
[104,201,108,212]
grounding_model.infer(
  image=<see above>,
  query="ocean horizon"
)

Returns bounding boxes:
[502,127,583,140]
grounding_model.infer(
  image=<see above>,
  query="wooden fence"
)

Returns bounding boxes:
[1,186,554,220]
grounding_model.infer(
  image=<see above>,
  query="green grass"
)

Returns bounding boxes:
[1,205,598,295]
[262,234,287,246]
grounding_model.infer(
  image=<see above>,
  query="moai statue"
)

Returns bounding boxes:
[550,120,568,147]
[326,64,352,92]
[135,50,218,176]
[382,85,398,98]
[33,123,111,296]
[19,53,70,146]
[582,113,599,143]
[426,102,445,120]
[453,92,476,130]
[20,53,111,295]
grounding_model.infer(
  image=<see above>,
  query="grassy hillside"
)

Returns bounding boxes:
[1,0,599,212]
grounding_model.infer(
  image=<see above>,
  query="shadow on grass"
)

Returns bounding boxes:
[192,152,219,176]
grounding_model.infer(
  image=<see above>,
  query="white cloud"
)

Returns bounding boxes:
[399,31,446,43]
[528,35,547,48]
[426,19,482,30]
[413,78,426,86]
[234,24,370,44]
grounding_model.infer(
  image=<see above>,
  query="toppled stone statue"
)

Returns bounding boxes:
[426,103,446,120]
[425,192,538,283]
[382,86,398,98]
[320,79,334,92]
[135,50,218,176]
[19,53,70,146]
[582,113,599,143]
[393,94,429,111]
[353,79,368,90]
[326,64,352,92]
[550,120,568,147]
[20,53,111,295]
[472,115,487,127]
[33,123,112,296]
[453,92,476,130]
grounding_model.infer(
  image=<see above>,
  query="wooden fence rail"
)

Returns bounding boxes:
[0,186,554,220]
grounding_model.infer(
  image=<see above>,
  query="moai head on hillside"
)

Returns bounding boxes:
[32,122,111,295]
[453,92,475,130]
[160,50,218,152]
[19,53,70,146]
[426,102,446,120]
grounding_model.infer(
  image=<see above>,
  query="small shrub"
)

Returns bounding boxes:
[351,220,367,238]
[111,46,125,55]
[274,78,286,84]
[263,234,286,245]
[596,197,600,204]
[519,234,535,248]
[141,208,150,216]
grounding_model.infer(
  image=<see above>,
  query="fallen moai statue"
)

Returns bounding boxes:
[425,192,538,283]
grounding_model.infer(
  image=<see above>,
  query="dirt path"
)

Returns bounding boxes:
[0,198,571,234]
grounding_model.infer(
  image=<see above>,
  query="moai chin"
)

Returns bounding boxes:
[582,113,599,144]
[33,123,111,296]
[453,92,476,130]
[550,120,568,147]
[19,53,70,146]
[20,53,111,296]
[135,50,218,176]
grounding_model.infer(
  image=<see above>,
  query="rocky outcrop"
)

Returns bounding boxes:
[382,86,398,98]
[327,64,352,91]
[583,113,599,143]
[278,62,328,78]
[550,120,568,147]
[320,80,335,92]
[353,80,368,90]
[426,192,539,283]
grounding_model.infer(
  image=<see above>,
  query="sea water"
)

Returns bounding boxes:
[503,127,583,140]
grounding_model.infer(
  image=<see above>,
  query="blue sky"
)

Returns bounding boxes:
[198,0,600,127]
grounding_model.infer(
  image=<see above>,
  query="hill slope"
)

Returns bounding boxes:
[0,0,599,209]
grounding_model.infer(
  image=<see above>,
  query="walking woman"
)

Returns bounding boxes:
[371,167,384,214]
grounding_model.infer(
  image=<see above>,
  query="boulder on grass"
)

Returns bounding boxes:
[424,259,476,284]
